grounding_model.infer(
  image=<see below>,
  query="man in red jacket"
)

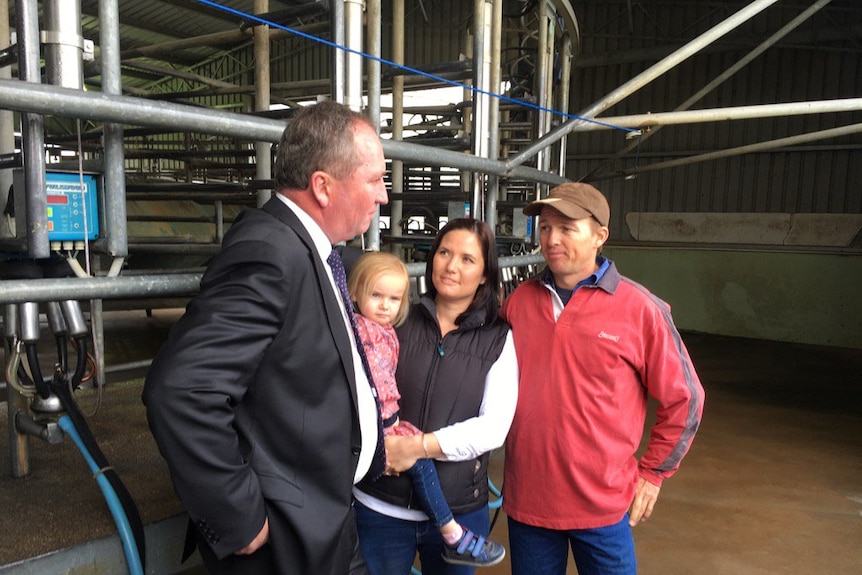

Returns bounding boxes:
[501,182,705,575]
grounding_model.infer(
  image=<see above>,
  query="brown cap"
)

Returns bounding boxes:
[523,182,610,227]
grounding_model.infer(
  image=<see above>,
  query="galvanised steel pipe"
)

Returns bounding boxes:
[0,78,566,186]
[389,0,405,252]
[535,0,553,178]
[0,255,547,304]
[124,60,239,89]
[394,140,564,186]
[254,0,273,208]
[0,0,14,239]
[552,0,580,60]
[556,35,573,177]
[470,0,494,220]
[0,274,203,305]
[366,0,382,130]
[484,0,503,231]
[94,0,127,391]
[620,122,862,175]
[508,0,781,169]
[83,23,329,81]
[366,0,383,251]
[331,0,345,103]
[344,0,365,111]
[15,0,49,258]
[0,77,287,141]
[571,98,862,131]
[43,0,84,89]
[100,0,129,258]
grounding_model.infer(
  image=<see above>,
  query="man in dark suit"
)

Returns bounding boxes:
[143,101,388,574]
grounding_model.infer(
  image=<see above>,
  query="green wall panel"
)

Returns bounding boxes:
[603,247,862,350]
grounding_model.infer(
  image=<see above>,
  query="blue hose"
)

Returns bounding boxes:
[488,478,503,509]
[57,415,144,575]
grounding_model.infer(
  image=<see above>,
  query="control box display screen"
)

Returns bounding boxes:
[43,172,100,241]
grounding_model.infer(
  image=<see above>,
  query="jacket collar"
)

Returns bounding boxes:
[531,258,622,295]
[418,294,487,332]
[266,193,332,260]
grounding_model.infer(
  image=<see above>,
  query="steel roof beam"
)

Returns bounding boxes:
[508,0,781,170]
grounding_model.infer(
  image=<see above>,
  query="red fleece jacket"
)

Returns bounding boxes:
[501,262,704,530]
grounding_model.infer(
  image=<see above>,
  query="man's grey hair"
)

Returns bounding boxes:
[274,101,376,191]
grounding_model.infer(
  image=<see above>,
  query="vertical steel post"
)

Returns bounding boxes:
[43,0,84,90]
[5,305,30,478]
[344,0,365,111]
[0,0,13,239]
[365,0,382,251]
[484,0,503,232]
[556,35,572,177]
[390,0,405,255]
[331,0,346,103]
[254,0,272,207]
[471,0,493,220]
[95,0,128,392]
[534,0,553,180]
[100,0,129,258]
[16,0,49,258]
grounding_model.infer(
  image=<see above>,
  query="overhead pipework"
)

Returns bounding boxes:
[0,1,859,572]
[1,0,860,483]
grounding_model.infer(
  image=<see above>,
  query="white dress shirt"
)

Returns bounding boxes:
[277,194,379,484]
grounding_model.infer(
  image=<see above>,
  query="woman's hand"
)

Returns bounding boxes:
[384,434,423,473]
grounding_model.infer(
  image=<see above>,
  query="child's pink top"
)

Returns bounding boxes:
[355,314,421,437]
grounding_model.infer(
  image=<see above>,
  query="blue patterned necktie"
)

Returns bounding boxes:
[327,249,387,480]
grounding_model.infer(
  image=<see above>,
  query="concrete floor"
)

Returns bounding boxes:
[1,309,860,574]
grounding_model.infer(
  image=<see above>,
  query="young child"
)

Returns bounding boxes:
[348,251,505,568]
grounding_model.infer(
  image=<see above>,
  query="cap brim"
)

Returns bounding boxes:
[523,198,592,220]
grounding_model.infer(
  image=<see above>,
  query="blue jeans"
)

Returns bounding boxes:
[356,499,491,575]
[508,515,637,575]
[408,458,454,529]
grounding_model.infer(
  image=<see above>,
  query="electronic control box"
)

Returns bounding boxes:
[13,170,101,241]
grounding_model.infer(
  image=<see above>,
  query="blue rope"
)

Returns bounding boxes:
[194,0,638,135]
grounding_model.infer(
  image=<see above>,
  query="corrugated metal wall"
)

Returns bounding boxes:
[564,1,862,242]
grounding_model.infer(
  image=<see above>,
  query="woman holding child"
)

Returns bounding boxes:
[354,218,519,575]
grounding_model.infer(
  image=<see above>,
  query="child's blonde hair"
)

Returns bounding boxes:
[347,252,411,327]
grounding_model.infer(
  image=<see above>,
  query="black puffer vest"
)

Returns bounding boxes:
[358,296,509,514]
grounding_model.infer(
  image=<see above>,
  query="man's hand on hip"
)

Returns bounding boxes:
[628,477,660,527]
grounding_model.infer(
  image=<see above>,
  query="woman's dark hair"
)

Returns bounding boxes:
[425,218,500,324]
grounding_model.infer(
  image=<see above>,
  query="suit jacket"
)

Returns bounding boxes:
[143,197,364,574]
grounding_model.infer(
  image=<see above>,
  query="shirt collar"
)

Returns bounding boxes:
[542,255,609,291]
[276,193,333,260]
